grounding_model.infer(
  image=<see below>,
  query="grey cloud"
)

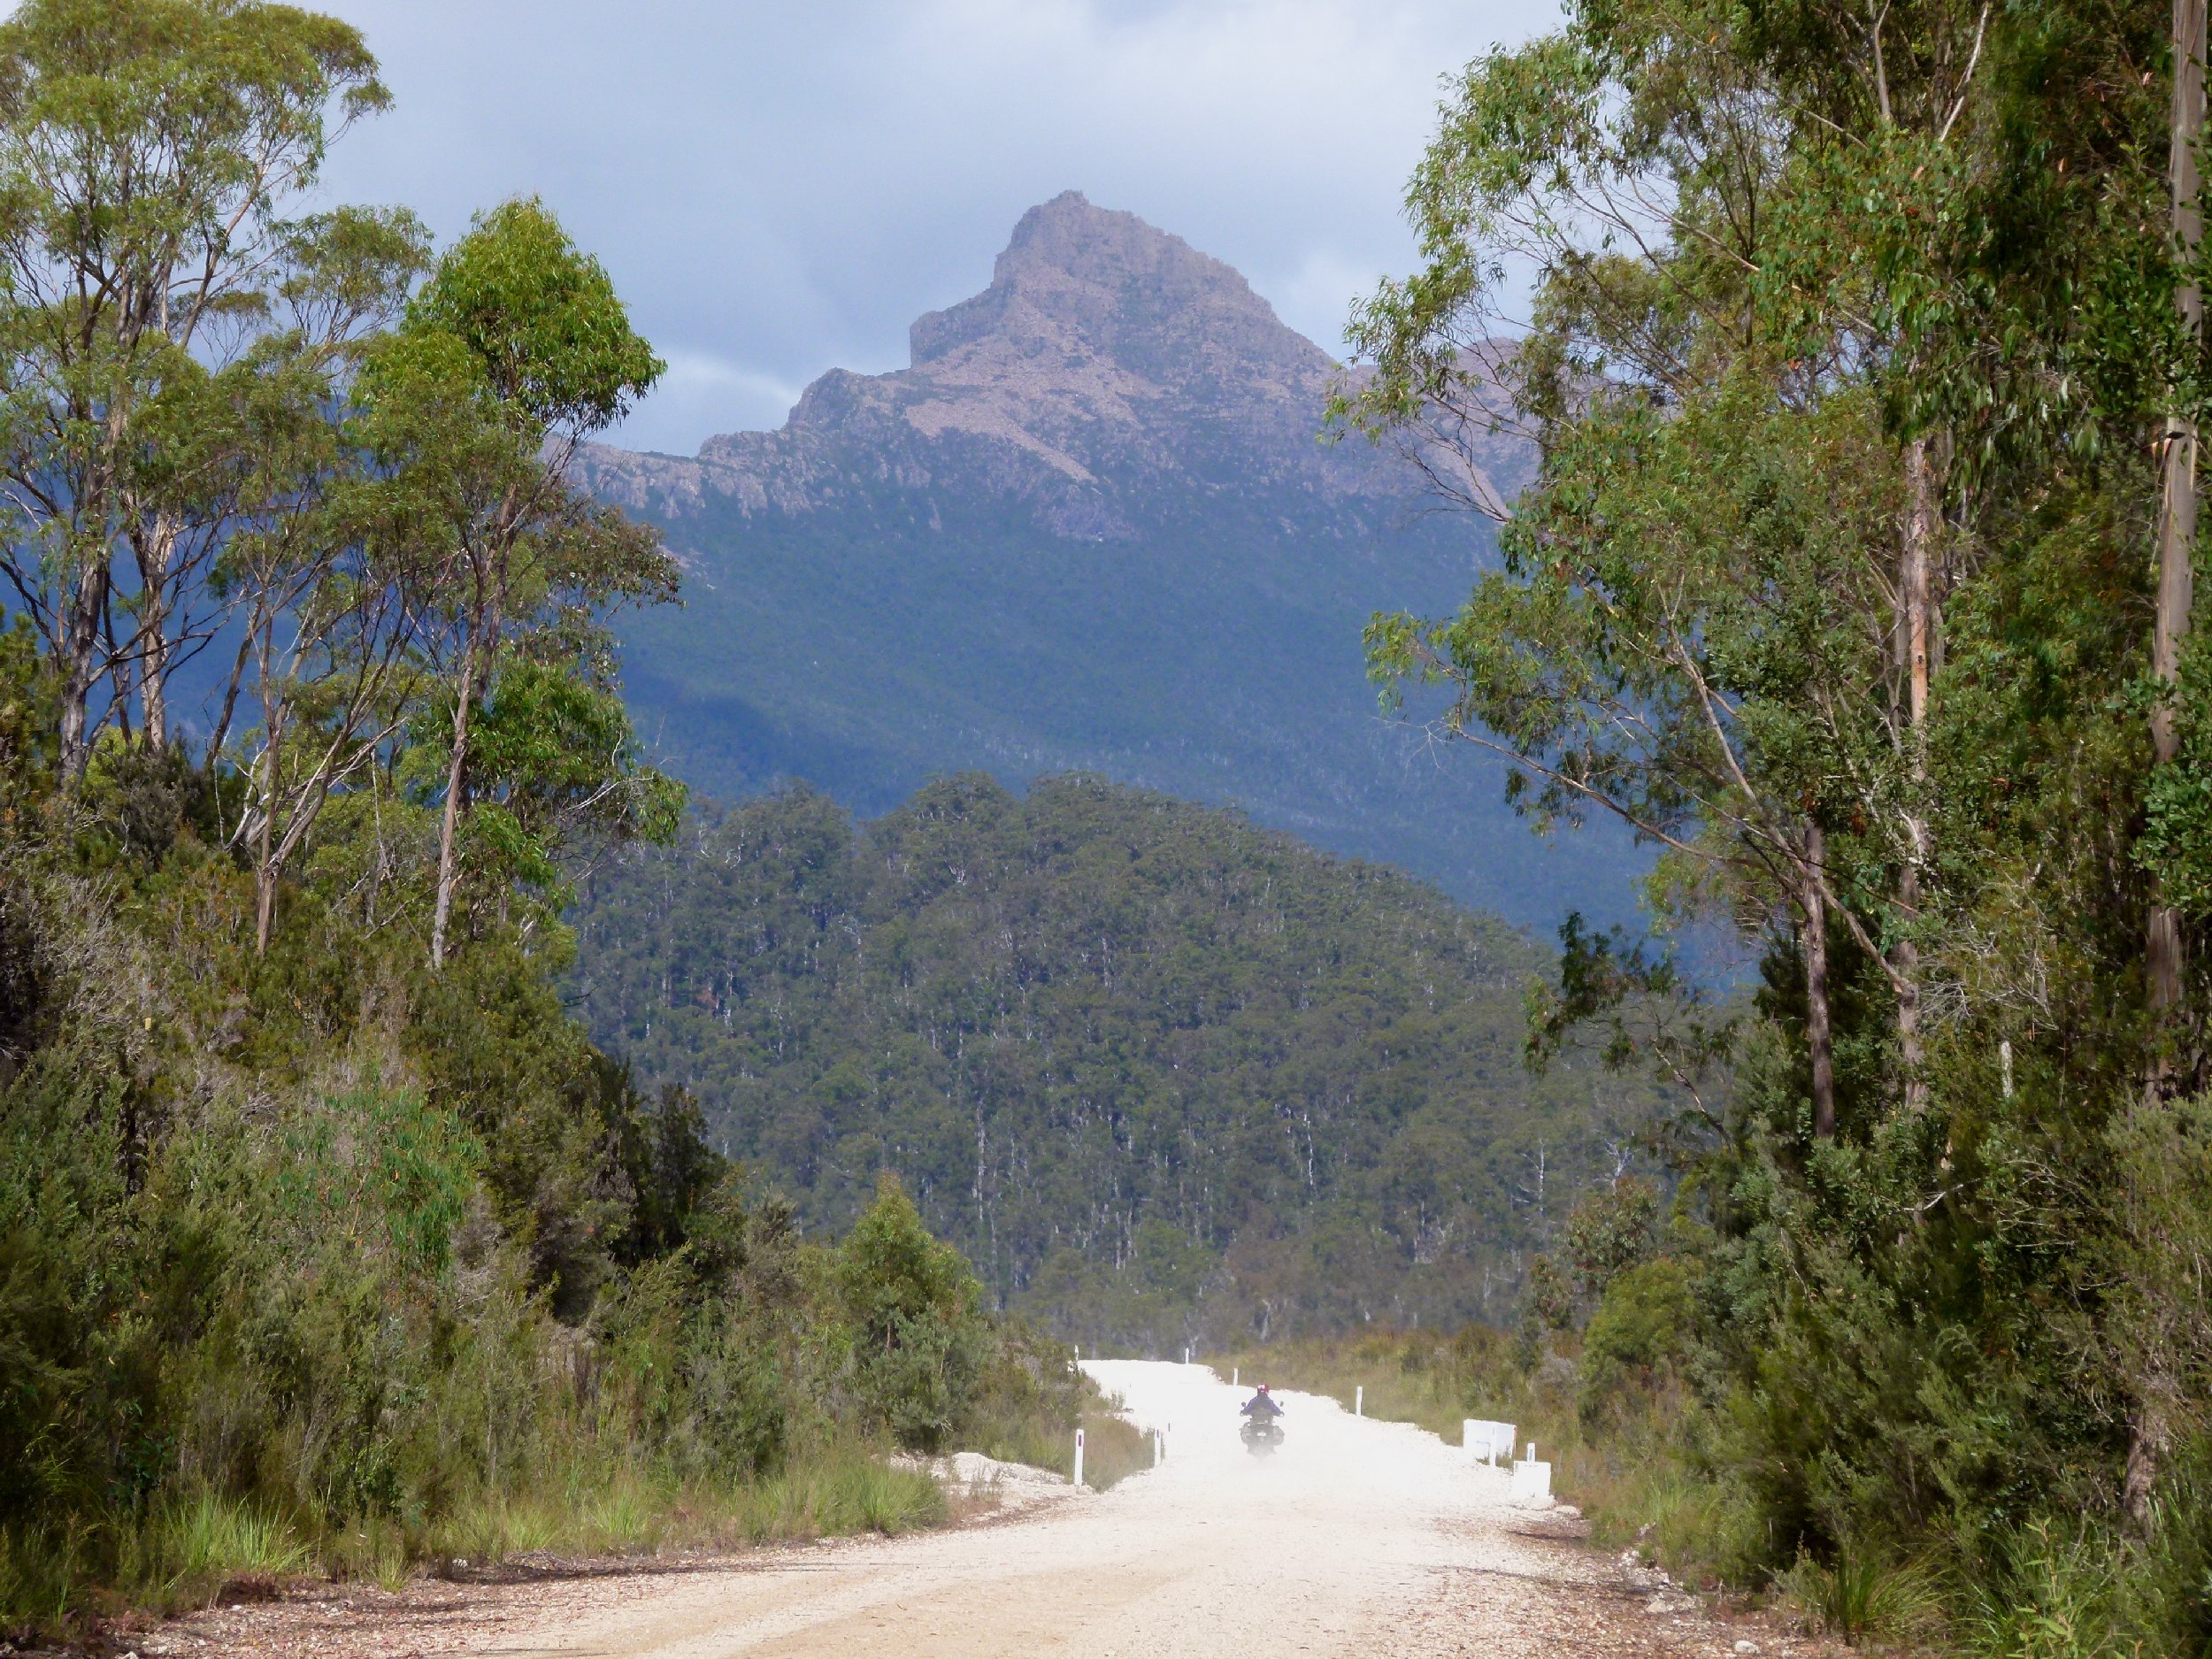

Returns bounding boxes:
[311,0,1555,454]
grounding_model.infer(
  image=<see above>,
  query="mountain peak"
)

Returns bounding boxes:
[582,195,1528,540]
[908,191,1310,383]
[995,188,1237,289]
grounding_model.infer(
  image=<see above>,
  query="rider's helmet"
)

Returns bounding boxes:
[1257,1383,1270,1394]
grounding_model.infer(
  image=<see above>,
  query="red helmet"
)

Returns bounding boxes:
[1257,1384,1270,1393]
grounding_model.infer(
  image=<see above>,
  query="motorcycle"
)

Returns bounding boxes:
[1240,1416,1285,1457]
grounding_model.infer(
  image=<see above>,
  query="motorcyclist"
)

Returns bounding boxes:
[1240,1383,1283,1421]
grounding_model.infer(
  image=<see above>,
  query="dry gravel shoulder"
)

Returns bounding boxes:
[82,1363,1845,1659]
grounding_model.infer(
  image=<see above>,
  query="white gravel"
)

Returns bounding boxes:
[443,1361,1628,1657]
[136,1362,1832,1659]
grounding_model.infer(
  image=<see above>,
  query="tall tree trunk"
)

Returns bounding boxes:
[429,639,480,972]
[2129,0,2207,1537]
[1895,434,1940,1112]
[254,741,280,956]
[2152,0,2205,1044]
[57,553,111,786]
[134,511,180,751]
[251,623,282,956]
[1805,822,1839,1140]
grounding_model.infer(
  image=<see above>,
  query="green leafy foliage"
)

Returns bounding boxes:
[833,1176,991,1451]
[1563,1178,1659,1300]
[404,196,664,435]
[1578,1258,1693,1418]
[0,773,1094,1637]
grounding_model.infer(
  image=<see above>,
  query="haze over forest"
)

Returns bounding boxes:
[580,190,1635,929]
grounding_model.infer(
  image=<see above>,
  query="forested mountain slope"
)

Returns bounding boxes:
[574,193,1637,931]
[568,774,1637,1348]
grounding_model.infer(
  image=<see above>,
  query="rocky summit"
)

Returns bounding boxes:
[585,192,1526,534]
[579,193,1628,926]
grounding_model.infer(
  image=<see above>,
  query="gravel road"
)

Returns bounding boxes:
[135,1362,1829,1659]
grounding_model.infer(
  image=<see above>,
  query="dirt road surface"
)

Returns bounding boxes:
[139,1362,1825,1659]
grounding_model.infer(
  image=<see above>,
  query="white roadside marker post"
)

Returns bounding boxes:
[1232,1366,1238,1386]
[1356,1386,1363,1417]
[1074,1427,1086,1490]
[1183,1346,1191,1364]
[1509,1441,1554,1505]
[1463,1419,1517,1464]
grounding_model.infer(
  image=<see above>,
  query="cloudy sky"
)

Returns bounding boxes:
[310,1,1555,455]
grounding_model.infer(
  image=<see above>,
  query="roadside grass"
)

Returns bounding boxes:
[1958,1519,2127,1659]
[1779,1546,1948,1647]
[129,1491,313,1609]
[411,1448,947,1571]
[2,1353,1101,1645]
[1567,1452,1743,1571]
[0,1525,96,1643]
[6,1340,1113,1647]
[1076,1405,1152,1491]
[0,1448,951,1646]
[972,1395,1152,1492]
[3,1494,319,1638]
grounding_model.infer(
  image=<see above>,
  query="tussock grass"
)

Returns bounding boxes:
[0,1494,321,1634]
[1960,1520,2126,1659]
[142,1495,311,1601]
[734,1454,943,1541]
[1075,1407,1151,1492]
[0,1525,93,1641]
[1779,1546,1947,1647]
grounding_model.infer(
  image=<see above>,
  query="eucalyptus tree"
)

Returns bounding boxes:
[1348,0,2204,1553]
[358,198,675,970]
[1339,0,2165,1126]
[209,207,433,954]
[0,0,389,781]
[1369,383,1907,1138]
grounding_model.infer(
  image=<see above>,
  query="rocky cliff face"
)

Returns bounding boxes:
[578,191,1525,540]
[578,196,1627,929]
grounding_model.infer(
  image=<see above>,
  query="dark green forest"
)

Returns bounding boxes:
[600,449,1641,933]
[567,774,1638,1348]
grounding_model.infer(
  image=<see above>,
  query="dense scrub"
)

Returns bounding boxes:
[0,736,1086,1634]
[0,761,1155,1641]
[567,774,1645,1348]
[0,3,1088,1637]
